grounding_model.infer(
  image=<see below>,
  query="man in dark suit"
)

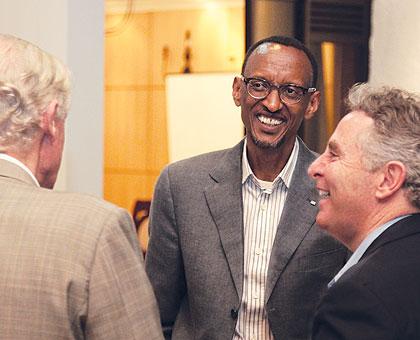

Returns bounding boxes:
[309,83,420,339]
[145,35,347,340]
[0,34,163,339]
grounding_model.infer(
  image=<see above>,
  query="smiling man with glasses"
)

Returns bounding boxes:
[146,35,347,340]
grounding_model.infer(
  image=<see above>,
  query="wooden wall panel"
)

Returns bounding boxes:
[104,7,244,212]
[104,173,158,213]
[149,88,168,170]
[150,8,244,77]
[105,14,151,85]
[104,90,150,169]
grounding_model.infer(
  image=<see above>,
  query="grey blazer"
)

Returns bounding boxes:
[146,139,347,340]
[0,159,163,340]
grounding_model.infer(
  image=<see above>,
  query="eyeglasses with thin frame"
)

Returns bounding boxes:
[241,76,316,105]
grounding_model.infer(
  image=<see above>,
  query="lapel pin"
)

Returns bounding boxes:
[309,200,316,206]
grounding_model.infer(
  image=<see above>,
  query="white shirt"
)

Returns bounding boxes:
[328,215,409,288]
[0,153,40,187]
[233,138,299,340]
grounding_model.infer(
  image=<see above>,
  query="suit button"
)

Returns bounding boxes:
[231,308,238,319]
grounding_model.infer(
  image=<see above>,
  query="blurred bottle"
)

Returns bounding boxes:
[182,30,192,73]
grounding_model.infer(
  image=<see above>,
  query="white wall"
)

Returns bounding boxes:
[370,0,420,92]
[166,73,243,163]
[0,0,104,197]
[66,1,104,196]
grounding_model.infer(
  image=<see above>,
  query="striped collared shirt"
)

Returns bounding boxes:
[233,138,299,340]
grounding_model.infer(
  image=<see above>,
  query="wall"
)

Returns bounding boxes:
[105,6,245,211]
[370,0,420,92]
[166,73,243,163]
[0,0,104,197]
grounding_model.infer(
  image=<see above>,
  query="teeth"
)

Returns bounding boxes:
[257,115,283,126]
[319,190,330,198]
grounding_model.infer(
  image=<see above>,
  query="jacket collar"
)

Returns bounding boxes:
[0,158,39,187]
[362,213,420,259]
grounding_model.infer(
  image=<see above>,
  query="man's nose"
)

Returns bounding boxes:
[308,156,323,179]
[263,89,284,113]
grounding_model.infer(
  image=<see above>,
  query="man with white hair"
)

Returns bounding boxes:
[309,83,420,339]
[0,34,163,339]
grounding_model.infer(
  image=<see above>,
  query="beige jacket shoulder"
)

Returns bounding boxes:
[0,159,163,340]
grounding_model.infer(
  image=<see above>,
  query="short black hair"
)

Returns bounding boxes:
[241,35,318,88]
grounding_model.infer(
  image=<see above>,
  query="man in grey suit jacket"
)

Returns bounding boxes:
[0,34,163,339]
[146,35,347,339]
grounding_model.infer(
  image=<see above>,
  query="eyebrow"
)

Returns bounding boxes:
[247,77,307,88]
[328,140,341,154]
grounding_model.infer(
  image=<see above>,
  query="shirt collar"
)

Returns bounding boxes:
[0,153,40,187]
[328,214,410,288]
[241,137,299,190]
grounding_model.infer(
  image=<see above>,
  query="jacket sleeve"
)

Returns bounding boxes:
[145,166,187,340]
[85,207,163,340]
[312,277,398,340]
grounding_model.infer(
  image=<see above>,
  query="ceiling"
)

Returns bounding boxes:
[106,0,244,14]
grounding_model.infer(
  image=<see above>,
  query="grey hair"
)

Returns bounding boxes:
[0,34,71,153]
[346,83,420,209]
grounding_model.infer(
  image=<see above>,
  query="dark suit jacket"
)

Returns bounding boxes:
[146,138,347,340]
[312,213,420,340]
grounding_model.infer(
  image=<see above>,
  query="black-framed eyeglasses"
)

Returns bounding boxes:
[241,76,316,105]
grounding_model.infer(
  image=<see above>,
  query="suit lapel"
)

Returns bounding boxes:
[204,142,245,298]
[265,140,319,302]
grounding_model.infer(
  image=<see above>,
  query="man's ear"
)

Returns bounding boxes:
[376,161,407,200]
[40,100,59,136]
[304,91,320,120]
[232,76,242,107]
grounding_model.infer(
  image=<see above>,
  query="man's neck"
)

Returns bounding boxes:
[246,137,295,182]
[349,204,419,251]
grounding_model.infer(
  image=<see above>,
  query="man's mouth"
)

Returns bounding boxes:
[318,190,330,199]
[257,114,285,126]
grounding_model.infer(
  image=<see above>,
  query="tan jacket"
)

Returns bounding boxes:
[0,159,163,340]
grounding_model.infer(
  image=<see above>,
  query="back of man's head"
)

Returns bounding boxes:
[0,34,71,154]
[347,83,420,209]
